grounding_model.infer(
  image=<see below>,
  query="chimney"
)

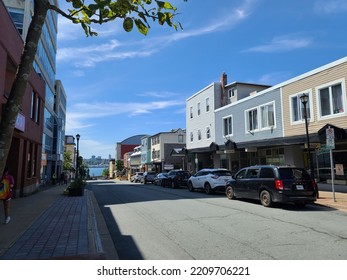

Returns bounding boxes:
[220,72,227,106]
[220,72,227,88]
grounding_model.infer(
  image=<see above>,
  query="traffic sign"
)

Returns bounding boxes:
[326,127,335,149]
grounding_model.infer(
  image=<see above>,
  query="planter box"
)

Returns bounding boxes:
[68,187,84,196]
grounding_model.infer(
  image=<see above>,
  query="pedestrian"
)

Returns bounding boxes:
[0,167,14,224]
[52,173,56,184]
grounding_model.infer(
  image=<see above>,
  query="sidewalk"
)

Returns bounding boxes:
[0,181,346,260]
[0,183,118,260]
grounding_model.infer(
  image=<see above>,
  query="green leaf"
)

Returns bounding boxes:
[123,17,134,32]
[157,1,176,11]
[135,19,148,35]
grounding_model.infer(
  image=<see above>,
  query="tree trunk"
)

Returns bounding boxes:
[0,0,49,176]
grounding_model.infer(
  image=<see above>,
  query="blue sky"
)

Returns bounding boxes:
[56,0,347,159]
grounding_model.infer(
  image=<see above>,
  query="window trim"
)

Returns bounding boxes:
[245,101,276,134]
[289,90,313,125]
[316,78,346,120]
[205,97,210,112]
[206,126,211,139]
[223,115,233,137]
[197,129,202,141]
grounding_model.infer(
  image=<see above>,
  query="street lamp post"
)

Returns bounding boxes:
[300,94,314,179]
[76,134,80,179]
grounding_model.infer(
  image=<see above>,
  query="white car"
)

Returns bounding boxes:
[188,168,233,194]
[130,172,144,183]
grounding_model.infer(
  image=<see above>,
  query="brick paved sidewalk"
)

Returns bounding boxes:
[1,190,94,259]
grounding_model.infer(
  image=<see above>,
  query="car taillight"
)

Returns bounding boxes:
[275,179,284,190]
[312,180,318,190]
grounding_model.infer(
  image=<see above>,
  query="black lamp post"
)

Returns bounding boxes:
[76,134,80,179]
[300,94,314,178]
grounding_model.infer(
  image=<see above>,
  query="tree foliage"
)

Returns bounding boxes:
[63,150,73,171]
[0,0,186,177]
[116,160,124,171]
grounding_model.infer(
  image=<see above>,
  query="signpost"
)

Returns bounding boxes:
[326,126,336,201]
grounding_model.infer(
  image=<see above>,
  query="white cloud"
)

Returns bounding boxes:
[57,0,256,68]
[257,71,292,85]
[65,99,185,132]
[314,0,347,14]
[79,139,115,159]
[244,35,312,53]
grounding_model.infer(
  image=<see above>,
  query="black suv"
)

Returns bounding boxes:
[226,165,318,207]
[161,169,191,188]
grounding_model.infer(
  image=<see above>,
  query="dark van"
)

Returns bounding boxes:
[226,165,318,207]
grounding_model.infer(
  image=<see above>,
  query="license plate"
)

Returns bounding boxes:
[296,185,304,190]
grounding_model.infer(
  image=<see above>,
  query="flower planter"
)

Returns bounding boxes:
[68,187,84,196]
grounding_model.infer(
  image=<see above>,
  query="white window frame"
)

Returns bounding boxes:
[190,106,193,119]
[197,102,201,116]
[289,90,313,125]
[223,115,233,137]
[197,129,202,141]
[205,97,210,112]
[206,126,211,139]
[316,78,346,120]
[245,102,276,134]
[260,101,276,129]
[190,132,194,142]
[245,107,258,133]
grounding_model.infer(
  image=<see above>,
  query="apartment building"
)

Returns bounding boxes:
[4,0,65,183]
[0,1,45,195]
[151,128,186,172]
[186,57,347,182]
[186,73,271,173]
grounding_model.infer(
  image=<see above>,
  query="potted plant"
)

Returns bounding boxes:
[64,178,86,196]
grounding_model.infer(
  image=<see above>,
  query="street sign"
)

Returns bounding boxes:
[326,127,335,149]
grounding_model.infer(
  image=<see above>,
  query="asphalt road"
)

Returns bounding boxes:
[88,180,347,260]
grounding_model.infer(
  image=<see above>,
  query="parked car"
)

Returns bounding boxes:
[225,165,318,207]
[140,171,157,184]
[161,169,191,188]
[130,172,144,183]
[153,173,168,185]
[188,168,233,194]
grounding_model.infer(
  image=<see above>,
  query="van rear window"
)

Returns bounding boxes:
[279,168,310,179]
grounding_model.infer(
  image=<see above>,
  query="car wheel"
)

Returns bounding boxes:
[161,181,165,188]
[226,185,235,200]
[204,183,212,194]
[260,190,273,207]
[188,181,194,192]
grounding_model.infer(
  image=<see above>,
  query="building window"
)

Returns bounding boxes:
[190,106,193,119]
[197,130,202,141]
[223,116,233,136]
[317,80,345,118]
[190,132,194,142]
[197,102,201,116]
[206,98,210,112]
[8,8,24,35]
[246,108,258,132]
[228,88,236,99]
[30,91,35,120]
[206,127,211,139]
[260,102,275,129]
[291,93,311,122]
[178,135,184,143]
